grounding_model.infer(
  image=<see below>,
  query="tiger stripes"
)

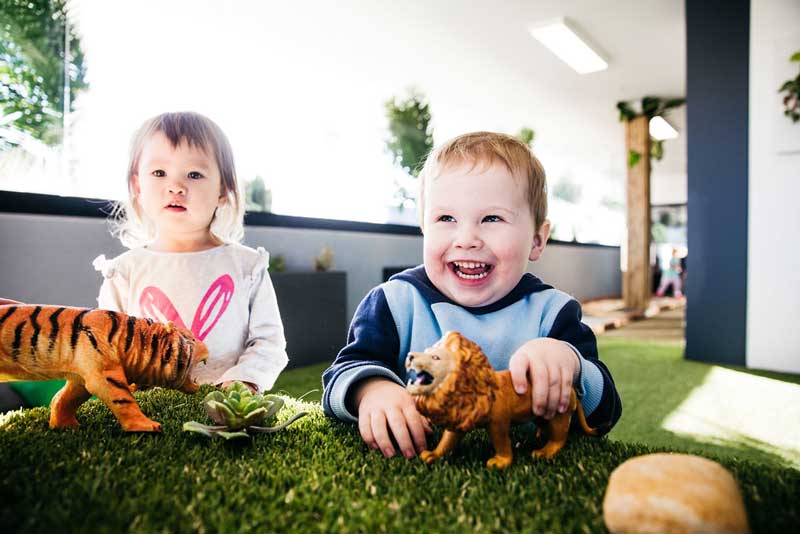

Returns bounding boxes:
[0,304,208,432]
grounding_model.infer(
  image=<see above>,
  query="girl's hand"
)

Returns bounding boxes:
[219,380,258,393]
[508,338,581,420]
[354,377,432,459]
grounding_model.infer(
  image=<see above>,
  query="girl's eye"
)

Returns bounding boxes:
[482,215,502,223]
[152,170,165,177]
[438,215,455,223]
[188,171,203,180]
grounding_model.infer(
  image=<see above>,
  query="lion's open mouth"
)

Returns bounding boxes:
[406,369,434,386]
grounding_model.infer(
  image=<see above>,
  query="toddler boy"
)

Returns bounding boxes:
[323,132,621,459]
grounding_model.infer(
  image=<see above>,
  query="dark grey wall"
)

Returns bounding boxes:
[685,0,749,365]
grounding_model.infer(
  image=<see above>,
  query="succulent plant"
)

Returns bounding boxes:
[183,381,308,440]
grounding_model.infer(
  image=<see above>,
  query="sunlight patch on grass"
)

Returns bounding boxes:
[662,366,800,468]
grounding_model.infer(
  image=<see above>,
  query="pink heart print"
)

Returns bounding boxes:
[139,274,234,341]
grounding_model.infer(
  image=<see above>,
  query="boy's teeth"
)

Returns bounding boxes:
[454,261,487,269]
[453,261,491,280]
[456,270,489,280]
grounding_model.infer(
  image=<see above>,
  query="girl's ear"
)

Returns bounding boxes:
[529,219,551,262]
[132,174,141,197]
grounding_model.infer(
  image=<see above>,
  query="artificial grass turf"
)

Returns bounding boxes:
[274,339,800,470]
[1,385,799,533]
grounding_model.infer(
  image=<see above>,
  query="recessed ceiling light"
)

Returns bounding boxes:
[649,116,679,140]
[528,18,608,74]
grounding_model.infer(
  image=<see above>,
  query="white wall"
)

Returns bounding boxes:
[747,0,800,373]
[0,213,620,322]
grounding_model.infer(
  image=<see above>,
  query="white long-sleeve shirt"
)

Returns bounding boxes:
[93,243,288,392]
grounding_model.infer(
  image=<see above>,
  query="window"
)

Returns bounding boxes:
[1,1,624,245]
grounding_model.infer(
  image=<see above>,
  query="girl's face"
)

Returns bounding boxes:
[133,131,226,251]
[422,160,548,308]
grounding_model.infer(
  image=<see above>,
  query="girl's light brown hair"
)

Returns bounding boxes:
[112,111,244,248]
[417,131,548,231]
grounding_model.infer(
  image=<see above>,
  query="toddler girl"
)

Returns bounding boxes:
[93,111,287,392]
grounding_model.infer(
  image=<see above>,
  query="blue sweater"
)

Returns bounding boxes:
[322,266,621,434]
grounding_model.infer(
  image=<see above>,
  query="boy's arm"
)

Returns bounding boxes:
[547,299,622,434]
[322,287,403,423]
[218,263,288,393]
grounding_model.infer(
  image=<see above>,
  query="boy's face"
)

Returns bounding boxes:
[422,160,548,308]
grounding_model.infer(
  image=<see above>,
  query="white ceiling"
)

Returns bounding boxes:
[413,0,688,203]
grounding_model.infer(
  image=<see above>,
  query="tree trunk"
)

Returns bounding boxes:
[623,116,651,313]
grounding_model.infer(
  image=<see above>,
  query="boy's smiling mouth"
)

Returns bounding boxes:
[450,261,493,280]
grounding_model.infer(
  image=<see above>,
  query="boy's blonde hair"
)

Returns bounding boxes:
[418,131,548,231]
[111,111,244,248]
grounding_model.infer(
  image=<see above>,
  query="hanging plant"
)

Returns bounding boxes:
[617,96,685,168]
[779,51,800,123]
[385,89,434,208]
[516,127,536,147]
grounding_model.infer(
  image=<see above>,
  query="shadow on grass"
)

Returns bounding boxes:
[599,337,800,469]
[273,362,328,403]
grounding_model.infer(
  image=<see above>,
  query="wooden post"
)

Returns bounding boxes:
[623,116,651,313]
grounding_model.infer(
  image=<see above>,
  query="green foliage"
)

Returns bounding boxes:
[385,90,432,178]
[244,175,272,212]
[0,0,88,148]
[617,96,685,165]
[516,126,535,147]
[385,89,433,206]
[0,381,798,532]
[651,222,667,244]
[551,177,582,203]
[616,101,637,122]
[268,254,286,273]
[627,149,642,169]
[779,50,800,123]
[651,139,664,161]
[183,381,307,440]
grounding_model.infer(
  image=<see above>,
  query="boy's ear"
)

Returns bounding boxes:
[529,219,551,262]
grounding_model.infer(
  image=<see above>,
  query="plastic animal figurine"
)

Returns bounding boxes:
[0,303,208,432]
[406,331,598,469]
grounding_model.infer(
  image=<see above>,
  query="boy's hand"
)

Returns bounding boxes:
[508,338,581,420]
[354,377,432,459]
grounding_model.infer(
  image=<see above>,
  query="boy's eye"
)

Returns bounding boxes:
[152,170,165,177]
[188,171,204,180]
[482,215,503,223]
[438,215,455,223]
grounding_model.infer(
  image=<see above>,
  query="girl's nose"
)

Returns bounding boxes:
[168,182,186,195]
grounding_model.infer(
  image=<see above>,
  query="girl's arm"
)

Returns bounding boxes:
[216,262,288,393]
[94,255,128,312]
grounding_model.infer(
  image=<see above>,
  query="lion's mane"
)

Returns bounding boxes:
[414,332,499,432]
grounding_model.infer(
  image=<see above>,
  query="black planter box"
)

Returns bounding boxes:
[270,271,347,369]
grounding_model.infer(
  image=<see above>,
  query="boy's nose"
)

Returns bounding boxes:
[454,225,482,249]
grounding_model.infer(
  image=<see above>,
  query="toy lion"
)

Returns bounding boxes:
[406,331,598,469]
[0,302,208,432]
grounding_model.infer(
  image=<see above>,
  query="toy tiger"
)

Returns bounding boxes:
[0,303,208,432]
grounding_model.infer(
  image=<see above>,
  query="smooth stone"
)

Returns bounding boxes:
[603,453,749,534]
